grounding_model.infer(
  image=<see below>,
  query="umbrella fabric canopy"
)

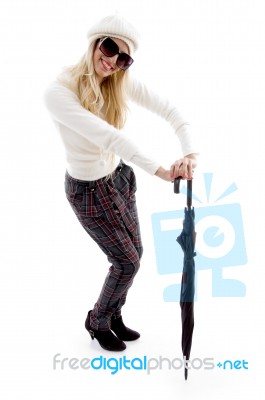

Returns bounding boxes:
[174,178,196,380]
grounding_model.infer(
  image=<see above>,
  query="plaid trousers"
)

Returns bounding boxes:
[64,161,143,331]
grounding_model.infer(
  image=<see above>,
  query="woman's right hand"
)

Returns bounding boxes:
[155,166,173,182]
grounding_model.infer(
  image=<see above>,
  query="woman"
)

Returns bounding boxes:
[44,14,198,352]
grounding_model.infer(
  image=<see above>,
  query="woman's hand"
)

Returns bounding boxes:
[155,166,172,181]
[155,154,198,182]
[170,154,197,180]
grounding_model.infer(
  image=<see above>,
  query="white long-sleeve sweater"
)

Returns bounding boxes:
[44,75,197,181]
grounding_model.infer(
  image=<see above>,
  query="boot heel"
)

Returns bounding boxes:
[88,330,95,340]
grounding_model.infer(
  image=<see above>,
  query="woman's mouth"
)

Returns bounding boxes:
[101,58,113,72]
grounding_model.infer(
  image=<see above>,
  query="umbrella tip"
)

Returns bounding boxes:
[185,369,188,380]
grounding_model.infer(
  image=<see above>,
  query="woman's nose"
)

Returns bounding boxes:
[108,54,119,66]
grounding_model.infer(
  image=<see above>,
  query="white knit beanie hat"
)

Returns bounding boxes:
[86,14,140,55]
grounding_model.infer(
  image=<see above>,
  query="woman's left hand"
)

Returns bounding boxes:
[170,154,198,180]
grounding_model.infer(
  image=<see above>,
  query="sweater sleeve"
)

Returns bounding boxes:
[43,81,160,175]
[127,77,198,156]
[44,81,139,160]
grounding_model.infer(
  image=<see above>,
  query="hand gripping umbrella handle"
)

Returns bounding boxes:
[174,177,192,209]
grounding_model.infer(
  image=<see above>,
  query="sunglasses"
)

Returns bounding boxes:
[99,37,134,71]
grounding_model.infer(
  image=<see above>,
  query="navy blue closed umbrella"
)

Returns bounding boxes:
[174,178,196,380]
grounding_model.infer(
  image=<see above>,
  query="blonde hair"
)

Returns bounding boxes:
[59,40,129,129]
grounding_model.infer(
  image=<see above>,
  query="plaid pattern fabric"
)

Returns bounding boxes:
[65,161,143,331]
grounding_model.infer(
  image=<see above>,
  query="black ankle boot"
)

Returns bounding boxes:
[111,315,140,341]
[85,311,126,352]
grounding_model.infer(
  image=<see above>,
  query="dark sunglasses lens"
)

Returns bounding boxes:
[100,37,118,57]
[116,53,134,70]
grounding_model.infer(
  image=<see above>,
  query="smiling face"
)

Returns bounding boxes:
[93,37,129,82]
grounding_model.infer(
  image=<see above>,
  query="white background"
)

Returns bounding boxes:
[0,0,264,398]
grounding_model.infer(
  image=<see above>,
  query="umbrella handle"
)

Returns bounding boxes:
[174,177,192,209]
